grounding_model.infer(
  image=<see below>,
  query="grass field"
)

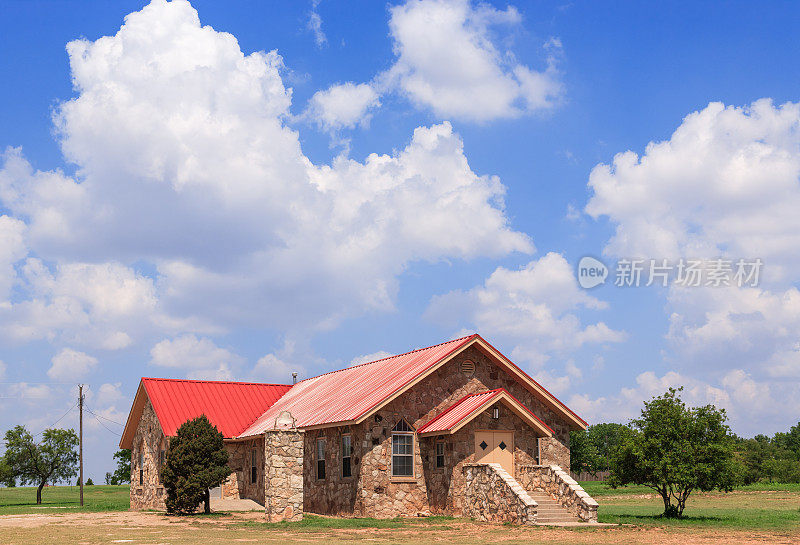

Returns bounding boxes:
[1,483,799,544]
[0,485,129,514]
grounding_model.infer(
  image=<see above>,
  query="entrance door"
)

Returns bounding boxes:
[474,430,514,477]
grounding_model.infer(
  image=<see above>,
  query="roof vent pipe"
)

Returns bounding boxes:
[292,372,298,385]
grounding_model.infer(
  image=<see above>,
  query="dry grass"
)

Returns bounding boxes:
[1,509,798,545]
[1,485,799,544]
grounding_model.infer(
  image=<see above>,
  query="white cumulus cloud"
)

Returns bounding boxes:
[150,334,242,379]
[47,348,98,381]
[0,0,532,347]
[426,252,625,372]
[381,0,562,121]
[305,82,380,131]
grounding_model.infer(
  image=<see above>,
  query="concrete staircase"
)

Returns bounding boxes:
[528,491,584,524]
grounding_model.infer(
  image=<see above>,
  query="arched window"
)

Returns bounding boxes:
[391,419,414,478]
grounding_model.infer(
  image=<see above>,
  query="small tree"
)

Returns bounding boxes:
[105,472,113,485]
[161,415,229,515]
[609,388,737,517]
[85,477,94,486]
[112,449,131,484]
[4,425,79,504]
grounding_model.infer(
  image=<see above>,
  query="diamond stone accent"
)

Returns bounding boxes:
[479,441,488,450]
[498,441,507,450]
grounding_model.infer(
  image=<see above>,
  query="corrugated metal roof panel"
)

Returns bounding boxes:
[240,334,477,435]
[142,378,292,438]
[417,389,502,434]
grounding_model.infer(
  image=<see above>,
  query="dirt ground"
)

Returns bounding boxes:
[1,511,798,545]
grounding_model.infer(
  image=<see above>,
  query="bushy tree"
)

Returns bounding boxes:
[85,477,94,486]
[570,422,632,475]
[3,425,79,504]
[161,415,229,515]
[609,388,737,517]
[111,449,131,485]
[0,456,16,487]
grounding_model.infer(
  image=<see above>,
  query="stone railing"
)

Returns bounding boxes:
[516,465,598,522]
[462,463,537,525]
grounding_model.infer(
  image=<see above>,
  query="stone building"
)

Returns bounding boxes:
[120,334,598,524]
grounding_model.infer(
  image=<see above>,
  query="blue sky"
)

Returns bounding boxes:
[2,0,800,481]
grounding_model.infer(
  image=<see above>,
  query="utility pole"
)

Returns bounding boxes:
[79,384,84,507]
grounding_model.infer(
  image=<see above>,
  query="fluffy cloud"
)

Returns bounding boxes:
[0,256,165,349]
[568,368,790,436]
[586,99,800,278]
[47,348,98,381]
[584,99,800,432]
[426,252,625,372]
[305,82,380,131]
[150,334,242,379]
[350,350,394,366]
[0,0,531,346]
[381,0,562,121]
[0,215,26,301]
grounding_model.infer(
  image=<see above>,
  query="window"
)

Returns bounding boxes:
[391,420,414,478]
[250,448,258,484]
[435,441,445,469]
[138,443,144,485]
[316,438,326,480]
[342,434,352,478]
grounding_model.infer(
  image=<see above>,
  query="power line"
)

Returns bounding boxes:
[84,407,124,427]
[31,401,78,438]
[86,408,121,437]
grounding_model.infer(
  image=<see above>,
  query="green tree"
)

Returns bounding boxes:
[112,448,131,484]
[569,429,599,474]
[608,388,737,518]
[0,456,16,487]
[85,477,94,486]
[3,425,79,504]
[161,415,229,515]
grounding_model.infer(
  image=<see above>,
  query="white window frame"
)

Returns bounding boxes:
[391,419,414,479]
[341,434,352,478]
[316,437,327,480]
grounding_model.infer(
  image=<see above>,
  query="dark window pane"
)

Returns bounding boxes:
[317,460,326,480]
[342,458,351,478]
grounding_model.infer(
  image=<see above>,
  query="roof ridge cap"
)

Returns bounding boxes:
[141,377,292,387]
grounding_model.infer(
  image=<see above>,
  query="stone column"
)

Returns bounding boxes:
[264,430,304,522]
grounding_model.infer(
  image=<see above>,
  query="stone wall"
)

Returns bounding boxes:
[222,437,265,504]
[538,436,571,468]
[516,465,598,522]
[130,397,167,510]
[264,430,304,522]
[302,346,574,518]
[462,463,536,524]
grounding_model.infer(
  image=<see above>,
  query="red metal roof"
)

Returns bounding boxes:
[417,389,504,434]
[416,387,554,436]
[240,335,477,435]
[142,378,291,438]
